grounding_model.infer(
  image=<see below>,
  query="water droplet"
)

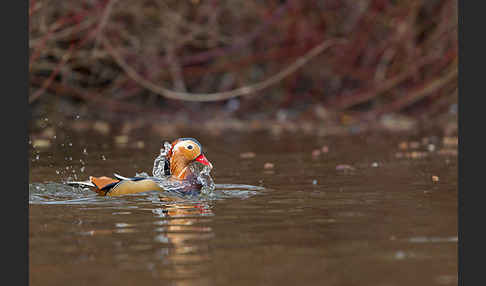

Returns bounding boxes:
[115,223,131,228]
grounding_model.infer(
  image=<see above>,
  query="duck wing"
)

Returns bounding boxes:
[67,175,160,196]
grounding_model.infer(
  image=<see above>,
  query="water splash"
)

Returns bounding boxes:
[149,141,216,194]
[152,141,172,178]
[29,182,96,204]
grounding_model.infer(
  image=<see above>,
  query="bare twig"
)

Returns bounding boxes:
[29,44,75,103]
[378,65,457,114]
[92,0,118,57]
[365,62,457,118]
[329,53,444,110]
[102,36,346,102]
[30,77,166,116]
[30,17,97,48]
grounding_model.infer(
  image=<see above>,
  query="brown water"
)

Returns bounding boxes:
[29,131,457,286]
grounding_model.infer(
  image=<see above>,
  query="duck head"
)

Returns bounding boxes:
[168,138,212,180]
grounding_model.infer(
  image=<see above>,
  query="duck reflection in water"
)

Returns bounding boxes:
[152,197,214,279]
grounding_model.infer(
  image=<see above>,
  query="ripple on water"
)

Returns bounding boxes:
[29,182,265,206]
[29,182,97,204]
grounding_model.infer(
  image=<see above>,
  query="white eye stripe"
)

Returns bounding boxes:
[173,141,197,151]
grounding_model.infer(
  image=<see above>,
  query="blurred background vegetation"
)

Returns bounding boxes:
[29,0,457,137]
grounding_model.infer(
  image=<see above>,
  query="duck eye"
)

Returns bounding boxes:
[187,145,193,150]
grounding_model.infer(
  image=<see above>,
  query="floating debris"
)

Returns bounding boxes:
[135,141,145,149]
[32,139,51,148]
[93,121,110,134]
[312,179,318,185]
[396,151,428,159]
[398,140,423,150]
[336,164,355,171]
[408,151,427,159]
[380,114,416,131]
[432,175,439,182]
[264,162,274,169]
[371,162,379,167]
[115,135,129,145]
[442,136,458,147]
[240,152,256,159]
[394,250,406,260]
[409,141,420,149]
[398,142,408,150]
[437,149,457,156]
[427,144,436,152]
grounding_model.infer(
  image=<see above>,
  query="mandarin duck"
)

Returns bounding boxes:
[67,138,213,196]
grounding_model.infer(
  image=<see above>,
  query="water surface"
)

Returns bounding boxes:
[29,131,457,286]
